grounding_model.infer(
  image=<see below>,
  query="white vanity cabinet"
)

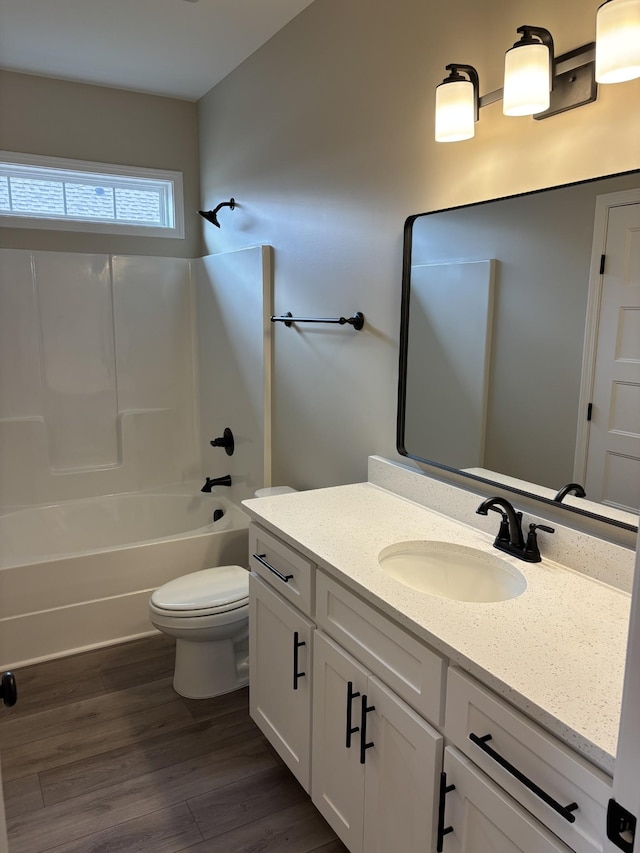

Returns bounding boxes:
[246,519,613,853]
[444,668,611,853]
[440,747,573,853]
[312,630,443,853]
[248,525,316,791]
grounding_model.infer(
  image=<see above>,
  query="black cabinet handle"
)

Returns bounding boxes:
[253,553,293,583]
[1,671,17,707]
[436,770,455,852]
[469,732,579,823]
[293,632,305,690]
[345,681,361,748]
[359,694,375,764]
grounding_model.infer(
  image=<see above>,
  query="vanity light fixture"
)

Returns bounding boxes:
[435,64,479,142]
[595,0,640,83]
[503,26,554,116]
[435,3,639,141]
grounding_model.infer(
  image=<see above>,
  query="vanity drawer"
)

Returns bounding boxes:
[249,523,314,616]
[445,668,611,853]
[316,570,446,727]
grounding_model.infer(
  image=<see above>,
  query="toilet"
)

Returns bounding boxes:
[149,486,296,699]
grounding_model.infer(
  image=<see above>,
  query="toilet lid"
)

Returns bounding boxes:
[150,565,249,612]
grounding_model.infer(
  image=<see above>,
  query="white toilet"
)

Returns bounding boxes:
[149,486,296,699]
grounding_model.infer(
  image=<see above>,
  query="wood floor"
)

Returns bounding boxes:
[1,634,347,853]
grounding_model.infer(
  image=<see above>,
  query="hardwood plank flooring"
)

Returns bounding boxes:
[1,635,347,853]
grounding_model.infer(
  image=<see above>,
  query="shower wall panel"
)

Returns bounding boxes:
[0,249,199,508]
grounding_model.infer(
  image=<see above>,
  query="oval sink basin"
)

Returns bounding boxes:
[378,541,527,603]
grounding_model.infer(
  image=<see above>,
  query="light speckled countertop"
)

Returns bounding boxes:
[243,482,631,776]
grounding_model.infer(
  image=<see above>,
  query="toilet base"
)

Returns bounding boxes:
[173,636,249,699]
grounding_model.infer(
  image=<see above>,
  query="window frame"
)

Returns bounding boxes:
[0,151,185,239]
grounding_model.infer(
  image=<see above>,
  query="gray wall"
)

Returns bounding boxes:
[197,0,640,492]
[0,71,201,258]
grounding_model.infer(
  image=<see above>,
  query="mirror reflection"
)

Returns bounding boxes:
[398,170,640,530]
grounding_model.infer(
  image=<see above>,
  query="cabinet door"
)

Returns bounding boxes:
[249,573,314,791]
[363,675,443,853]
[441,747,573,853]
[312,631,368,853]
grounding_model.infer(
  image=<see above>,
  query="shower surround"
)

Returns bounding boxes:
[0,245,271,666]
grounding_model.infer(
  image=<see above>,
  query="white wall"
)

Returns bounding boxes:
[196,0,640,494]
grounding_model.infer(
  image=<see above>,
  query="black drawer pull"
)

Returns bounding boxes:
[359,694,375,764]
[293,632,305,690]
[253,553,293,583]
[469,732,579,823]
[436,770,455,852]
[345,681,361,748]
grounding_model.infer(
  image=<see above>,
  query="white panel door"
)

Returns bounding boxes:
[248,573,314,791]
[363,675,443,853]
[584,201,640,511]
[312,631,368,853]
[441,747,572,853]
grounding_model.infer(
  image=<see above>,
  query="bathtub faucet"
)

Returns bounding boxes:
[201,475,232,492]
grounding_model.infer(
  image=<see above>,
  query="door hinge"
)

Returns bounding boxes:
[607,799,636,852]
[587,403,593,421]
[600,254,606,274]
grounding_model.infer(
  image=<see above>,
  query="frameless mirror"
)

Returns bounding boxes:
[397,170,640,532]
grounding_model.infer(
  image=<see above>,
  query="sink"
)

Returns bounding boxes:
[378,541,527,602]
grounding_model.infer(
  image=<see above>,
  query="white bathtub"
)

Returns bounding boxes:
[0,488,249,669]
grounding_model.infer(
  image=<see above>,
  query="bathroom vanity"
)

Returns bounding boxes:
[243,459,634,853]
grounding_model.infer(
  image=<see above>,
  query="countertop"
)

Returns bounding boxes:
[243,482,632,776]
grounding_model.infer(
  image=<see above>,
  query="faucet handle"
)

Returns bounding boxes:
[523,523,555,562]
[530,523,555,534]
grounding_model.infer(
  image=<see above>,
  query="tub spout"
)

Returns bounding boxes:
[201,475,232,492]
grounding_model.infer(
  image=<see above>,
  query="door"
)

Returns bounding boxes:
[441,747,572,853]
[248,573,314,791]
[363,675,443,853]
[312,631,368,853]
[577,195,640,511]
[606,531,640,853]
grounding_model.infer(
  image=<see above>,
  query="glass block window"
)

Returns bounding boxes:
[0,152,184,238]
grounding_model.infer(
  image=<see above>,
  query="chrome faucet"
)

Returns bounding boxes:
[476,497,554,563]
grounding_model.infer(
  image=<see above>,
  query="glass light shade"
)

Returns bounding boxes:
[435,80,475,142]
[596,0,640,83]
[503,42,551,116]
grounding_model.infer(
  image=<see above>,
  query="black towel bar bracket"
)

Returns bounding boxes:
[271,311,365,331]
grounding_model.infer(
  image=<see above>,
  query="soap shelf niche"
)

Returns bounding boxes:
[271,311,365,331]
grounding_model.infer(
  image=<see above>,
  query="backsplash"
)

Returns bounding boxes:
[0,249,198,508]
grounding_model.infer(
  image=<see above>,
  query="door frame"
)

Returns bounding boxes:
[574,188,640,484]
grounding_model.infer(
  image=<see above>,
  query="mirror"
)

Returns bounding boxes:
[397,170,640,532]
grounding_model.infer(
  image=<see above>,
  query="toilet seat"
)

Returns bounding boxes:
[150,565,249,618]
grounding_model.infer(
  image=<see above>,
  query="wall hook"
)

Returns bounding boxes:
[198,198,235,227]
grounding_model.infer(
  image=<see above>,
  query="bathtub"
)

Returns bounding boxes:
[0,488,249,669]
